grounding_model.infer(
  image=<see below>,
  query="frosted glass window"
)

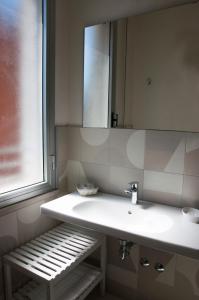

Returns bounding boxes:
[0,0,45,195]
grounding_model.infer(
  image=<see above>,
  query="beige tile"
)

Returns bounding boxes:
[107,279,137,300]
[57,160,68,191]
[17,201,58,244]
[0,212,18,256]
[144,130,185,174]
[182,175,199,208]
[80,128,110,165]
[0,263,4,300]
[108,166,144,198]
[56,126,68,164]
[68,127,81,161]
[184,133,199,176]
[109,128,136,168]
[139,246,176,286]
[64,160,82,193]
[0,213,19,300]
[126,130,146,170]
[138,246,176,300]
[175,254,199,299]
[79,162,110,192]
[107,264,138,290]
[86,291,123,300]
[143,170,183,206]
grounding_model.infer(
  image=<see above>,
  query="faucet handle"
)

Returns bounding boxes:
[128,182,138,190]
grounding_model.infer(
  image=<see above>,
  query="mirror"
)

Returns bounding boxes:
[83,2,199,132]
[83,23,110,128]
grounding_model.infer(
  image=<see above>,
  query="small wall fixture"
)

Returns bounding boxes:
[154,262,165,272]
[140,257,150,268]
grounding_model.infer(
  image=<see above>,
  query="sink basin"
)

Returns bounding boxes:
[73,200,173,234]
[41,192,199,259]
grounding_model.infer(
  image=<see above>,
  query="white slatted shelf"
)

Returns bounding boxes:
[4,223,103,285]
[12,263,102,300]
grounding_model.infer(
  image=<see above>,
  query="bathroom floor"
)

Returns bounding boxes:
[86,295,122,300]
[86,292,122,300]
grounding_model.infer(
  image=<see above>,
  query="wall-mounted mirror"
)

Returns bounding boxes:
[83,2,199,132]
[83,23,110,128]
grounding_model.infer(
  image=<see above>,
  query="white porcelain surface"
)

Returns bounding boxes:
[41,192,199,259]
[73,200,173,234]
[182,207,199,224]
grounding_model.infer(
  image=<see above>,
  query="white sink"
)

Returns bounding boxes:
[73,200,173,234]
[41,192,199,259]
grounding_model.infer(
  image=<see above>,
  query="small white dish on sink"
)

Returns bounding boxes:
[76,183,99,196]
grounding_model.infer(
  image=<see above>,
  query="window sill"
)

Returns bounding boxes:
[0,189,65,218]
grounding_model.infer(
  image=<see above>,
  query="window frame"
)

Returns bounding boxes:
[0,0,56,209]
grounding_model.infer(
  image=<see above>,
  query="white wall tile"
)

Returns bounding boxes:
[108,166,144,197]
[63,160,82,192]
[68,127,81,161]
[182,175,199,208]
[144,130,185,174]
[17,200,58,244]
[184,133,199,176]
[0,212,18,254]
[144,170,183,206]
[175,254,199,297]
[79,162,110,192]
[56,126,68,164]
[126,130,146,169]
[107,264,138,290]
[109,129,135,168]
[80,128,110,165]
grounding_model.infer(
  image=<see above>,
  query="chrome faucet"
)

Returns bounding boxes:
[124,182,138,205]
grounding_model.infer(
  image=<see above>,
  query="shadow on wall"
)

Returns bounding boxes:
[178,31,199,72]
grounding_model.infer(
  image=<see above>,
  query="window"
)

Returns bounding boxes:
[0,0,55,207]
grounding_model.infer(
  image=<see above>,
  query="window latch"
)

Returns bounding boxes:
[49,155,56,171]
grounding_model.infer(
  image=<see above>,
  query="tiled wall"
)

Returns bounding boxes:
[57,126,199,209]
[56,125,199,300]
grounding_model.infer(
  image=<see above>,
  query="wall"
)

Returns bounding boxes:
[125,3,199,131]
[55,1,199,300]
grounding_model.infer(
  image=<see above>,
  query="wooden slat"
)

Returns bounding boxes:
[5,223,102,285]
[61,224,96,241]
[52,227,94,245]
[4,255,51,281]
[53,228,95,248]
[57,231,93,247]
[16,248,62,272]
[21,245,65,268]
[9,252,55,277]
[28,244,70,265]
[30,240,75,262]
[37,236,83,254]
[38,236,76,260]
[45,232,81,256]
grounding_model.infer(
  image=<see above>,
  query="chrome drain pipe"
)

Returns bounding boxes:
[119,240,134,261]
